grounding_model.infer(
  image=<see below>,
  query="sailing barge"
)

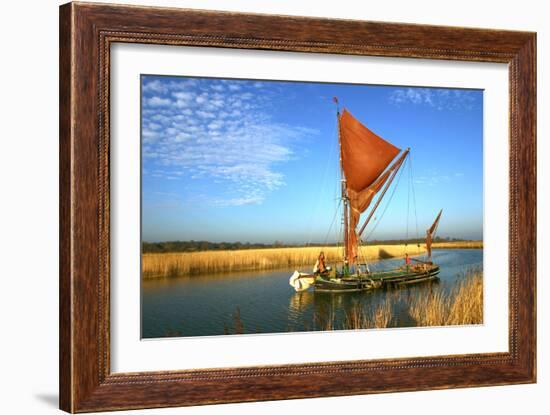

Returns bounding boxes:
[289,102,442,293]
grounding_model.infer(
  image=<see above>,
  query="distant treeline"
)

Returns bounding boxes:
[366,236,464,246]
[142,236,468,254]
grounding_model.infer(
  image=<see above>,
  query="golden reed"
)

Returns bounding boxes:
[143,244,412,278]
[429,240,483,250]
[142,241,482,278]
[338,270,483,330]
[407,270,483,326]
[343,294,393,330]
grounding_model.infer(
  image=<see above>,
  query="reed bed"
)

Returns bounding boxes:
[407,270,483,326]
[338,270,482,330]
[143,241,483,278]
[143,244,413,278]
[432,241,483,249]
[343,295,394,330]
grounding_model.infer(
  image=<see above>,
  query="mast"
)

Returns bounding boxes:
[337,109,401,265]
[334,97,349,262]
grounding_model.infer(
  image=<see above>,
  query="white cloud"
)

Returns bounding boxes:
[414,169,455,187]
[389,88,478,110]
[208,121,223,130]
[196,110,216,119]
[142,79,166,94]
[142,129,160,142]
[141,77,318,206]
[147,122,162,131]
[172,91,194,100]
[147,96,171,107]
[215,195,265,206]
[172,132,191,142]
[210,84,224,92]
[195,94,208,104]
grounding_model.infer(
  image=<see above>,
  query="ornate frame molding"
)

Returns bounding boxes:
[60,2,536,412]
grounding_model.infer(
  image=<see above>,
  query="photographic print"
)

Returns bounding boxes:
[140,75,483,338]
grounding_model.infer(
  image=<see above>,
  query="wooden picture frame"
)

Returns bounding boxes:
[59,2,536,412]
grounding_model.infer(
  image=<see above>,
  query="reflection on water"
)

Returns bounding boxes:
[288,278,443,331]
[141,249,482,338]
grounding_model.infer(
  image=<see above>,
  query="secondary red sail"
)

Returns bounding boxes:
[426,209,443,259]
[346,169,393,263]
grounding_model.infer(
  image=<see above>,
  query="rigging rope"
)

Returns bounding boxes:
[362,157,407,242]
[323,198,342,246]
[306,120,338,246]
[408,153,421,255]
[405,156,411,255]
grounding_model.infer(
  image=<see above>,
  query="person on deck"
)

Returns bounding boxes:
[313,251,327,275]
[405,253,411,273]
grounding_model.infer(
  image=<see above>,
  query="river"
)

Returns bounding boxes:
[141,249,482,338]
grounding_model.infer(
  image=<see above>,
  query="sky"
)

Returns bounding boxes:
[141,75,483,244]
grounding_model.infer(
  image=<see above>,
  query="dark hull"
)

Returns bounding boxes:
[314,266,440,292]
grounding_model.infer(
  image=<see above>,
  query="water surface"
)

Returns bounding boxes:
[141,249,482,338]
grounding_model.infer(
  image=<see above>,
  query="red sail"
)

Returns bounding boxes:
[339,109,401,264]
[340,110,401,192]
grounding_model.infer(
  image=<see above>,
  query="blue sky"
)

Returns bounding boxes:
[141,75,483,244]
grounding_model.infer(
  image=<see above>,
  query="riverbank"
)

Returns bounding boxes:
[142,241,482,278]
[321,269,483,330]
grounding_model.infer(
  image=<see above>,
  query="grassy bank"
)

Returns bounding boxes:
[407,270,483,326]
[142,241,482,278]
[340,270,483,329]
